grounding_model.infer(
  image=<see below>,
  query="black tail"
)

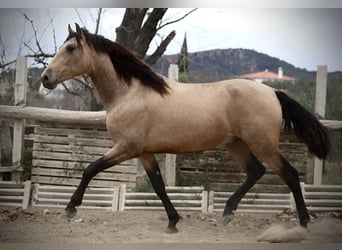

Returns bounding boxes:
[275,91,330,159]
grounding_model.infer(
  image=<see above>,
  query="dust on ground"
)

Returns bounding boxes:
[0,207,341,243]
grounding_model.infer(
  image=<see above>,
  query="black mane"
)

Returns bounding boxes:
[66,28,169,96]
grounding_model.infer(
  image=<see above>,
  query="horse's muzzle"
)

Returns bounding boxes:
[41,72,58,89]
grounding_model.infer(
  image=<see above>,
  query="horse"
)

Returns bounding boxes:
[41,23,330,234]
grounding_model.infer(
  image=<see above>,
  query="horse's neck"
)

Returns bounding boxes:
[89,55,129,110]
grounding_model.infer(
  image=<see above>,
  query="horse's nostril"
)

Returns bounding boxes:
[41,73,57,89]
[41,74,49,84]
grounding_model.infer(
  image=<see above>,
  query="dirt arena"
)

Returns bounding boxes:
[0,207,341,243]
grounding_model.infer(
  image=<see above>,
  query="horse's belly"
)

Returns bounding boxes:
[143,120,232,153]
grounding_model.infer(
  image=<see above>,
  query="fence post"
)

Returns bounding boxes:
[22,180,31,209]
[165,64,179,186]
[202,190,208,213]
[313,65,327,185]
[208,191,214,213]
[168,64,179,82]
[118,183,126,211]
[111,186,120,212]
[12,56,28,182]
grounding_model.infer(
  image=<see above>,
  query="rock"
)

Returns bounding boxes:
[200,215,206,221]
[74,218,84,223]
[43,209,51,215]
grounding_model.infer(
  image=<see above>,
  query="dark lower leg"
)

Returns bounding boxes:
[223,152,265,217]
[279,155,310,227]
[65,156,114,217]
[144,160,180,233]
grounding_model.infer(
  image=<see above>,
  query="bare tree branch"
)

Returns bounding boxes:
[48,13,58,53]
[0,34,8,66]
[132,8,168,57]
[0,51,56,69]
[74,8,86,27]
[0,60,16,69]
[17,10,44,54]
[72,76,93,91]
[26,53,55,59]
[158,8,197,30]
[95,8,103,34]
[62,83,80,96]
[145,30,176,65]
[13,9,57,67]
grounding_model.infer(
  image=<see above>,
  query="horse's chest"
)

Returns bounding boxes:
[105,108,147,141]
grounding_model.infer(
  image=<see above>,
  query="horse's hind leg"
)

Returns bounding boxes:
[223,140,266,224]
[259,153,310,227]
[139,153,181,233]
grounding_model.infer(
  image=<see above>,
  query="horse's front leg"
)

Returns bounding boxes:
[65,145,135,218]
[139,153,181,233]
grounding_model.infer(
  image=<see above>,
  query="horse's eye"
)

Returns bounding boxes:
[66,45,76,53]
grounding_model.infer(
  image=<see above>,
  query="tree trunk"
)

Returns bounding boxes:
[115,8,149,50]
[115,8,171,64]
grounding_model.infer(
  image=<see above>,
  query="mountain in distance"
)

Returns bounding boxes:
[153,48,316,81]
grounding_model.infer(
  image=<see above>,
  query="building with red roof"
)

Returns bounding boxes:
[240,67,296,83]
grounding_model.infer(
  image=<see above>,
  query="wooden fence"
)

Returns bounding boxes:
[176,133,308,193]
[1,182,341,213]
[30,122,137,189]
[208,191,292,213]
[119,184,208,213]
[303,184,342,211]
[0,181,31,209]
[208,183,342,213]
[32,184,120,211]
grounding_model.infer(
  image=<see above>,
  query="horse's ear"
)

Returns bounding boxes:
[75,23,82,37]
[68,24,74,34]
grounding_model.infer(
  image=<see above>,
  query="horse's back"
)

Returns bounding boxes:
[143,79,282,154]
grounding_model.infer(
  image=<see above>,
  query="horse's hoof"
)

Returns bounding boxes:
[65,206,77,218]
[222,214,234,225]
[300,216,310,228]
[164,226,178,234]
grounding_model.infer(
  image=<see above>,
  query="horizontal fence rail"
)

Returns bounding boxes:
[0,105,106,125]
[119,184,208,213]
[303,184,342,211]
[31,184,120,211]
[0,105,341,130]
[1,183,341,213]
[208,191,292,213]
[0,181,31,209]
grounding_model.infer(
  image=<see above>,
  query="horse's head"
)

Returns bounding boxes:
[41,23,93,89]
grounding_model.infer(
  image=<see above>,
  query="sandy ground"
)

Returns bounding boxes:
[0,207,342,243]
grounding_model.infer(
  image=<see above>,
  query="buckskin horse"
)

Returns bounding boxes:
[41,24,330,233]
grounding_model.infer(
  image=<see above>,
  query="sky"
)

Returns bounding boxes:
[0,8,341,72]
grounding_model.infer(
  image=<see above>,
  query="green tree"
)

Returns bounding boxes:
[177,34,189,74]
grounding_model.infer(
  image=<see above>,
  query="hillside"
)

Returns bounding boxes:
[153,48,316,81]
